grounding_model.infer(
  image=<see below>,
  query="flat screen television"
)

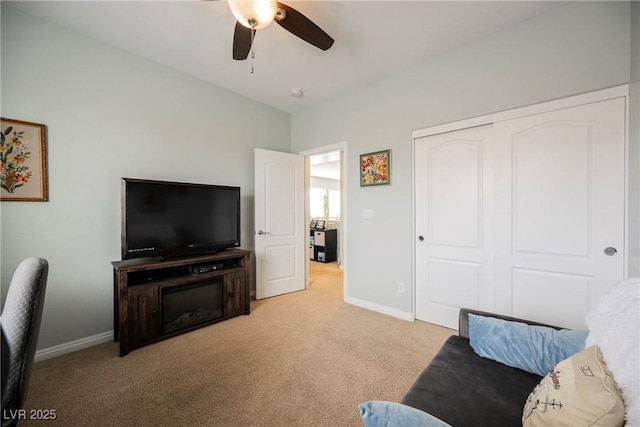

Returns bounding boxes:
[121,178,241,260]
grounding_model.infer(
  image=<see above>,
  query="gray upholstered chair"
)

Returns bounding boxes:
[1,258,48,426]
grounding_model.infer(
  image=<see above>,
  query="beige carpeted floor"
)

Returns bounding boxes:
[21,262,454,426]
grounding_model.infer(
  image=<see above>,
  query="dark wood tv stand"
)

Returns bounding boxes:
[112,249,250,356]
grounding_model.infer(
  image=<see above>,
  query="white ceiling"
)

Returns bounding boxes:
[310,150,341,180]
[6,1,567,113]
[310,160,340,180]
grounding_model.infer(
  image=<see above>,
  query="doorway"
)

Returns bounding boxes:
[303,143,347,298]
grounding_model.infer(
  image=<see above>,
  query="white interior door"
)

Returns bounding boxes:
[255,148,305,299]
[492,98,626,329]
[415,125,493,329]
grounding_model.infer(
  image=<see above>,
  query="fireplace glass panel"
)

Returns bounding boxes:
[162,280,223,334]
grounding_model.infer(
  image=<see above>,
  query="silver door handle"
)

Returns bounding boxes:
[256,230,272,236]
[604,247,617,256]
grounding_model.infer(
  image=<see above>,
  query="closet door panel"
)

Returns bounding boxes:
[511,269,590,328]
[428,259,481,309]
[429,142,481,249]
[415,125,493,329]
[493,98,625,329]
[512,124,590,257]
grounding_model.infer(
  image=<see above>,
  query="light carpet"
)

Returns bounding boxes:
[21,262,453,426]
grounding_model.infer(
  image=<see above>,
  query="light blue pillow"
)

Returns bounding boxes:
[359,401,452,427]
[468,313,588,376]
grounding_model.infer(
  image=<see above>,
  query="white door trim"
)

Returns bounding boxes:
[412,85,629,139]
[300,142,348,301]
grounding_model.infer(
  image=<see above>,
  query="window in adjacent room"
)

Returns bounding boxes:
[309,151,341,221]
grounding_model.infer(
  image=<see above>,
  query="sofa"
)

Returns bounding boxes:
[400,308,555,427]
[359,278,639,427]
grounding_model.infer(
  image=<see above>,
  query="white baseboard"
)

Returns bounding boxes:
[33,298,411,362]
[34,330,114,363]
[344,296,415,322]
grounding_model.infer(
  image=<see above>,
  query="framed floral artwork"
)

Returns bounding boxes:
[360,149,391,187]
[1,117,48,201]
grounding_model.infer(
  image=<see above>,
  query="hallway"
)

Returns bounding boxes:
[309,261,343,294]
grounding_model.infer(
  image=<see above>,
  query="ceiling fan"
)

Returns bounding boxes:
[227,0,334,60]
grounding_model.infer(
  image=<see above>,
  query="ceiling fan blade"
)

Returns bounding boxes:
[275,2,334,51]
[233,21,255,60]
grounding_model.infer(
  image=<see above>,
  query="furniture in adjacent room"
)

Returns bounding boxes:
[112,249,250,356]
[1,258,49,427]
[310,228,337,263]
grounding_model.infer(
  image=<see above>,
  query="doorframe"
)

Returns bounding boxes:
[412,84,630,317]
[300,142,348,300]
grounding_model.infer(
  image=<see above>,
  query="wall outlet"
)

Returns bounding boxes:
[398,282,405,294]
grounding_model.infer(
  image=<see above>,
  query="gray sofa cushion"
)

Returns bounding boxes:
[402,335,543,427]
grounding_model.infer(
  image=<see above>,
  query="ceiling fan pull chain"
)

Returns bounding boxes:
[250,29,255,74]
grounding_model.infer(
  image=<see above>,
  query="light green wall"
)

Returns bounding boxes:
[629,1,640,276]
[0,5,291,349]
[292,2,634,315]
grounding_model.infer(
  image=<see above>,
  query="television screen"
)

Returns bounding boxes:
[121,178,240,260]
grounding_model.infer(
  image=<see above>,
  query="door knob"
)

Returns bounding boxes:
[604,247,617,256]
[418,236,424,241]
[256,230,271,236]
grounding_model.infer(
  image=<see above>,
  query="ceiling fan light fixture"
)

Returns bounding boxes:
[228,0,277,30]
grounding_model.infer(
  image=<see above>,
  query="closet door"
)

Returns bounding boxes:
[414,97,626,331]
[415,125,493,329]
[492,98,625,329]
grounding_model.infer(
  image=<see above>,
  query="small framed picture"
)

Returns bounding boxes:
[316,220,325,229]
[310,219,318,228]
[1,117,48,201]
[360,149,391,187]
